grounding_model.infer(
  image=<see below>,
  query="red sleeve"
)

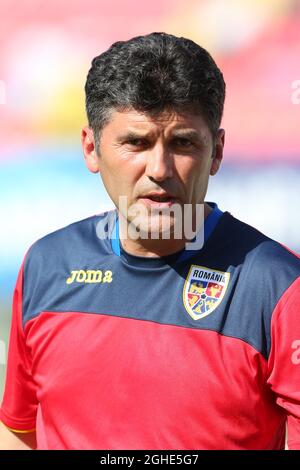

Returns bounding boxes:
[0,261,38,432]
[267,276,300,450]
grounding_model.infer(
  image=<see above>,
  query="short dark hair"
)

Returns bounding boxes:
[85,32,226,151]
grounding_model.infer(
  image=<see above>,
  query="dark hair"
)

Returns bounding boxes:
[85,32,226,151]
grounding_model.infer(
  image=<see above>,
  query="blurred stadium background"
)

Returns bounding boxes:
[0,0,300,399]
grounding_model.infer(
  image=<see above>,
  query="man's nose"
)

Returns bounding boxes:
[145,144,173,181]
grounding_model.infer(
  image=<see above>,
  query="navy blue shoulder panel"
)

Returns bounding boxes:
[22,210,300,359]
[22,212,115,328]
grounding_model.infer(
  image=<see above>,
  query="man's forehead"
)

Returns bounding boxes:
[108,108,209,132]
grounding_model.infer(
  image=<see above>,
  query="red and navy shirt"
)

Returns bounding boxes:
[1,204,300,449]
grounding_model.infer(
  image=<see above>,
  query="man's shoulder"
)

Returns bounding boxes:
[223,212,300,281]
[24,210,115,266]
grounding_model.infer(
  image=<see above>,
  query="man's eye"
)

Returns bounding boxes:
[127,138,147,147]
[173,138,194,148]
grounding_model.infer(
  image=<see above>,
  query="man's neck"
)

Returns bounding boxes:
[118,202,213,258]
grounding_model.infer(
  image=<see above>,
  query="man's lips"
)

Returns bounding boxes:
[138,192,179,208]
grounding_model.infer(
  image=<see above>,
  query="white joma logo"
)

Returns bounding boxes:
[66,269,113,284]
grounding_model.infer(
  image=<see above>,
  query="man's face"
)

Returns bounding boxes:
[83,108,224,238]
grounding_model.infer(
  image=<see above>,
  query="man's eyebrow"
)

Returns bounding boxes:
[117,131,151,141]
[116,129,204,143]
[171,129,202,141]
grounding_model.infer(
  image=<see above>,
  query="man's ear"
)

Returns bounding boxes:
[210,128,225,176]
[81,126,100,174]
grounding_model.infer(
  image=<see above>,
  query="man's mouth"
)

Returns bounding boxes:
[138,193,178,208]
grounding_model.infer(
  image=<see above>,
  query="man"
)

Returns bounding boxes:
[0,32,300,450]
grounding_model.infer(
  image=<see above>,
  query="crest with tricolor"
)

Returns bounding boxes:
[183,265,230,320]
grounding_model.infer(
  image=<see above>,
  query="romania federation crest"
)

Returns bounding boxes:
[183,265,230,320]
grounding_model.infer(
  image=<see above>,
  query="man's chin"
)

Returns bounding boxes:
[128,216,181,241]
